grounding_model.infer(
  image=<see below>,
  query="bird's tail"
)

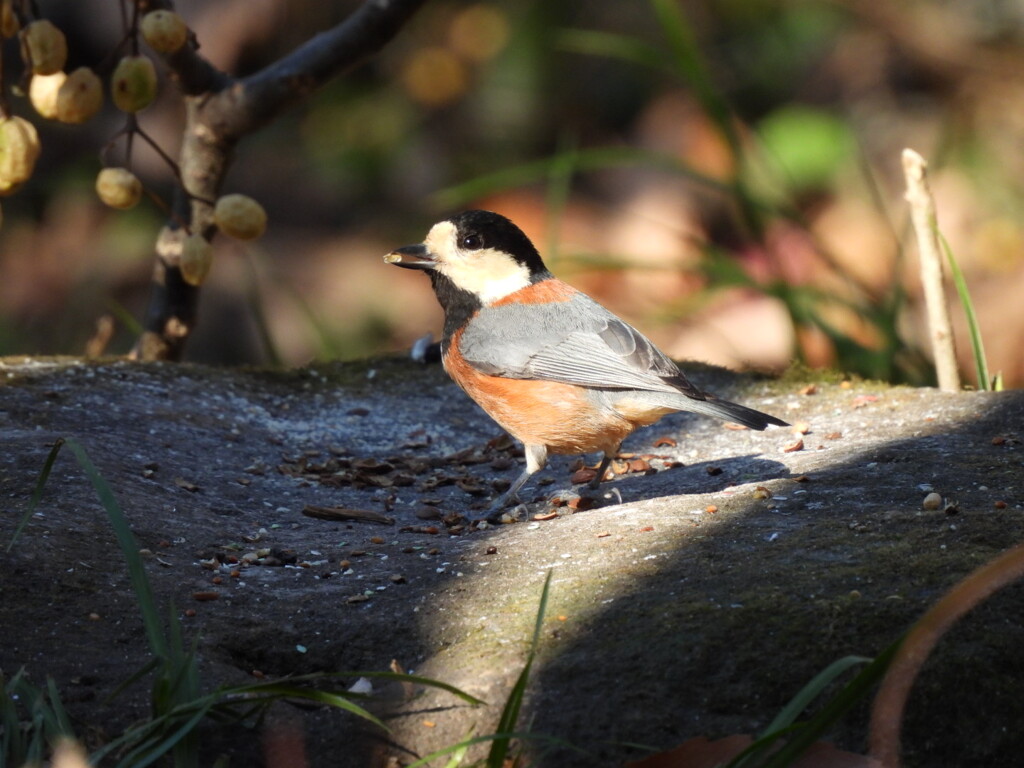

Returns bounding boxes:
[688,393,789,430]
[625,390,788,430]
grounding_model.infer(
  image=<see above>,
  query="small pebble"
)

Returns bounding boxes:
[922,492,942,510]
[415,506,442,520]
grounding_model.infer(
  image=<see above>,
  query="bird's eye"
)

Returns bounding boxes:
[461,233,483,251]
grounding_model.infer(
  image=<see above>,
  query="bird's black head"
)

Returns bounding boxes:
[384,210,551,305]
[446,210,548,276]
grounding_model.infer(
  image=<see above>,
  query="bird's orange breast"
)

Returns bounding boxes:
[444,325,636,456]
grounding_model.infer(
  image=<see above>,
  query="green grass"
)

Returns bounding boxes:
[938,229,1000,391]
[726,646,899,768]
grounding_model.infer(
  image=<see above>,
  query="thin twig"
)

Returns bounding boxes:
[901,148,960,391]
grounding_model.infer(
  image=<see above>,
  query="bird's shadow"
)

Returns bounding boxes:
[489,452,791,517]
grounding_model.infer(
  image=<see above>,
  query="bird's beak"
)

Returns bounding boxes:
[384,244,435,270]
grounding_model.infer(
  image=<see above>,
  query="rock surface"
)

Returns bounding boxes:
[1,356,1023,767]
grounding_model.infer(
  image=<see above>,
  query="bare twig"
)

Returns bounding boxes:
[901,148,960,391]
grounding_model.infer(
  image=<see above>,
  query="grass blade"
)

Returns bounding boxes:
[7,439,65,552]
[233,684,387,730]
[117,704,213,768]
[487,571,553,768]
[44,677,75,737]
[61,438,167,658]
[227,670,483,707]
[760,655,872,737]
[936,229,991,390]
[739,639,901,768]
[431,146,729,211]
[651,0,740,155]
[557,29,672,73]
[728,655,872,768]
[2,670,28,762]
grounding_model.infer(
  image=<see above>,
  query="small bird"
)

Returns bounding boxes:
[385,210,787,511]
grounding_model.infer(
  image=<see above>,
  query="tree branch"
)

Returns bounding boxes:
[218,0,428,139]
[131,0,428,360]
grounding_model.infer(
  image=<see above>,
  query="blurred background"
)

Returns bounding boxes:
[2,0,1023,386]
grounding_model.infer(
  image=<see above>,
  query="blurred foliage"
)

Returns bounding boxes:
[2,0,1024,385]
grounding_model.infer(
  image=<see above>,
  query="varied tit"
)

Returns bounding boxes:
[385,209,788,512]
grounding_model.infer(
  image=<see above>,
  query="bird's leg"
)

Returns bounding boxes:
[486,443,548,515]
[588,449,617,490]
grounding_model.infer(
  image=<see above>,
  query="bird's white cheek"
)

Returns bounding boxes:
[439,248,531,304]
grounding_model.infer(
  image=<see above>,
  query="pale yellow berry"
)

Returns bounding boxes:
[95,167,142,210]
[0,116,41,196]
[21,19,67,75]
[140,10,188,53]
[213,194,267,240]
[180,234,213,286]
[57,67,103,124]
[111,55,157,113]
[29,72,66,120]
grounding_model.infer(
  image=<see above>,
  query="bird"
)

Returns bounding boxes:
[385,209,788,512]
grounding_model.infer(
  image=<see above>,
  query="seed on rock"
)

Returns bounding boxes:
[922,492,942,510]
[570,468,597,485]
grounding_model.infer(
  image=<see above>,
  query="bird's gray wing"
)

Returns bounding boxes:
[458,293,704,399]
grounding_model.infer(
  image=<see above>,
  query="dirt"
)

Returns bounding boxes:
[1,355,1023,768]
